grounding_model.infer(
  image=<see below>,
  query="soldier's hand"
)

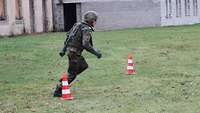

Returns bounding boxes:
[97,52,102,59]
[95,49,102,59]
[59,51,65,57]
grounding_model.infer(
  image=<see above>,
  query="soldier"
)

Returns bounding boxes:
[59,11,102,85]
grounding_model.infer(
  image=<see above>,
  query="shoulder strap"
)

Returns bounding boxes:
[64,23,82,45]
[81,22,94,32]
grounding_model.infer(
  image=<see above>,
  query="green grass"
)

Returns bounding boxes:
[1,24,200,113]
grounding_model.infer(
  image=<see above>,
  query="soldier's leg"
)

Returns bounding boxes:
[67,53,79,84]
[76,56,88,75]
[68,55,88,86]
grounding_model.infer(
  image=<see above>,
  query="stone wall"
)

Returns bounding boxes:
[0,0,53,36]
[81,0,161,31]
[161,0,200,26]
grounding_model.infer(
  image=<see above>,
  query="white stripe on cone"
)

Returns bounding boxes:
[127,66,134,70]
[128,59,133,63]
[62,89,70,94]
[62,81,68,86]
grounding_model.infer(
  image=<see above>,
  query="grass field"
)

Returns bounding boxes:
[1,25,200,113]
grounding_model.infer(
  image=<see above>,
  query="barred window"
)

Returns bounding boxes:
[193,0,198,16]
[166,0,172,18]
[15,0,23,20]
[185,0,190,16]
[176,0,182,17]
[0,0,6,21]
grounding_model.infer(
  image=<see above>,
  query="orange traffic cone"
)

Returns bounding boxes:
[61,72,73,100]
[127,53,136,75]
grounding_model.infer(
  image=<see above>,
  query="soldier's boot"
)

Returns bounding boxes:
[53,84,62,97]
[68,73,77,87]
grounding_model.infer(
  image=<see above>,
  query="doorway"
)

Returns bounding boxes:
[63,3,77,31]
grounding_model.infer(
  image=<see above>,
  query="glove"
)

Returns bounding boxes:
[87,48,102,59]
[94,48,102,59]
[59,50,65,57]
[96,52,102,59]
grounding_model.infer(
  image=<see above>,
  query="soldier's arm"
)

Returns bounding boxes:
[82,29,93,50]
[59,33,69,57]
[82,29,101,58]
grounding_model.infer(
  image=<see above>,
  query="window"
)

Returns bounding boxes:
[176,0,182,17]
[185,0,190,16]
[193,0,198,16]
[166,0,172,18]
[0,0,6,20]
[15,0,22,20]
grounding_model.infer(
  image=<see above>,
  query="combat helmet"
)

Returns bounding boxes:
[84,11,98,24]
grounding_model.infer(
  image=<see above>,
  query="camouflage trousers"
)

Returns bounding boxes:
[67,52,88,84]
[53,52,88,97]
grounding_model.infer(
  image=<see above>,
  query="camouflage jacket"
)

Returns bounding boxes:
[66,22,95,55]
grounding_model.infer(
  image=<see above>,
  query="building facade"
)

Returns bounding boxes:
[0,0,200,36]
[53,0,200,31]
[0,0,53,36]
[161,0,200,26]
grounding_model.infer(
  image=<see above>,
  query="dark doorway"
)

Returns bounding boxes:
[63,3,77,31]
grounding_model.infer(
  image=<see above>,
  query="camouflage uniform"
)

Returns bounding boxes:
[59,11,101,85]
[54,11,101,97]
[65,22,101,84]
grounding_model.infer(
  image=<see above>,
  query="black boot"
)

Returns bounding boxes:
[68,73,77,85]
[53,84,62,97]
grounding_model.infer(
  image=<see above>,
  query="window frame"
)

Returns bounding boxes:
[176,0,182,17]
[193,0,198,16]
[166,0,172,19]
[185,0,191,16]
[0,0,7,21]
[15,0,23,20]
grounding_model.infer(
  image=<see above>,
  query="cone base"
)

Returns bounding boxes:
[127,70,136,75]
[61,96,74,100]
